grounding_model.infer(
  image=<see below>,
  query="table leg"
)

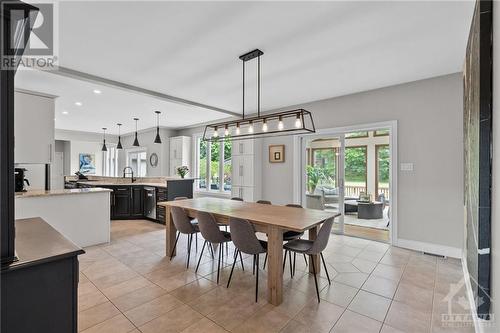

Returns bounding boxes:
[165,206,176,257]
[309,226,320,273]
[267,225,283,305]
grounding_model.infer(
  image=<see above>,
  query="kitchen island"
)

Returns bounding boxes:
[15,188,111,247]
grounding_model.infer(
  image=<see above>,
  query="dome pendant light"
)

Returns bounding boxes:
[132,118,140,147]
[116,123,123,149]
[101,127,108,152]
[154,111,162,144]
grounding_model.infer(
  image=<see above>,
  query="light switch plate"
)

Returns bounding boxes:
[400,163,414,171]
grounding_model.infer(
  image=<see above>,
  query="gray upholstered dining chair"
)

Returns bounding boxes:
[174,196,198,248]
[231,197,244,201]
[283,216,336,302]
[195,212,243,284]
[227,217,267,302]
[256,200,272,204]
[170,206,200,268]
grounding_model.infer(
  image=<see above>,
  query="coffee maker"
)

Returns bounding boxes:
[14,168,30,192]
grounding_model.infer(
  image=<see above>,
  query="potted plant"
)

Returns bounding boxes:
[306,165,325,193]
[177,166,189,179]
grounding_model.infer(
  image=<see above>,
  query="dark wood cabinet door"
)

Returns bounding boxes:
[113,187,131,219]
[130,187,144,218]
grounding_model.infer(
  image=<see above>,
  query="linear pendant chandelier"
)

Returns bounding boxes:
[203,49,315,142]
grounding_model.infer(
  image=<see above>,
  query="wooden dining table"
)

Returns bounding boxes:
[157,197,338,305]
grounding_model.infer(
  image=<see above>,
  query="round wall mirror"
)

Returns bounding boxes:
[149,153,159,167]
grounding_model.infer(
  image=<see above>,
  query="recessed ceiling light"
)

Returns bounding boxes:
[75,102,82,106]
[93,89,102,94]
[62,111,68,115]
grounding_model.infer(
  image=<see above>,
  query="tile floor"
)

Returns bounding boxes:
[78,220,475,333]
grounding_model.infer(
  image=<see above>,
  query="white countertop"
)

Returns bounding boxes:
[15,187,112,198]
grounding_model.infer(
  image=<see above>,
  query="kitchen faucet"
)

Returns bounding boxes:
[123,167,136,183]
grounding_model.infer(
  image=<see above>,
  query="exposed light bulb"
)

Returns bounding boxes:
[295,114,302,128]
[93,89,102,94]
[248,122,254,133]
[278,116,284,130]
[213,127,219,137]
[224,125,229,136]
[236,124,241,135]
[75,101,83,106]
[262,120,268,132]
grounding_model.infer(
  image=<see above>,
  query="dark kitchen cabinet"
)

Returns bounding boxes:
[130,187,144,218]
[112,187,131,219]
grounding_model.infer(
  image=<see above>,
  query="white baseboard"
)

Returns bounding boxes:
[396,238,462,258]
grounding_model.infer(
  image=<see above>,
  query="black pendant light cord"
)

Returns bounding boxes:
[257,54,260,117]
[242,60,245,119]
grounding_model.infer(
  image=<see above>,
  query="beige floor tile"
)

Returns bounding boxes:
[355,250,385,263]
[333,272,368,289]
[154,270,199,292]
[138,304,204,333]
[279,319,314,333]
[372,263,404,281]
[79,288,109,312]
[331,309,382,333]
[78,301,120,332]
[385,300,431,333]
[187,286,236,316]
[351,258,377,273]
[234,304,291,333]
[319,282,358,307]
[294,299,345,333]
[329,262,360,273]
[380,324,405,333]
[80,314,135,333]
[101,276,154,299]
[112,285,168,312]
[348,290,391,322]
[170,277,218,303]
[206,293,266,331]
[394,281,433,311]
[361,274,398,299]
[124,293,183,326]
[91,269,140,290]
[379,253,409,268]
[180,317,227,333]
[274,287,314,317]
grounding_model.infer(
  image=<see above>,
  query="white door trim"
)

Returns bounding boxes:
[292,120,398,245]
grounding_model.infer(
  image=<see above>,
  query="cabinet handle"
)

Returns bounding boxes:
[239,143,243,154]
[239,165,243,177]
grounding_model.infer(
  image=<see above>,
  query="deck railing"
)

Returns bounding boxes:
[345,185,390,200]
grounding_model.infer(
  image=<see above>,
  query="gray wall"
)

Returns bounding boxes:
[118,128,178,176]
[179,73,464,250]
[490,2,499,323]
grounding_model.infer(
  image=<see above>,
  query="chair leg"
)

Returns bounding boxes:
[195,240,207,273]
[283,250,288,271]
[217,243,222,284]
[186,234,193,269]
[289,250,293,278]
[252,255,255,275]
[320,252,331,285]
[170,232,180,260]
[227,249,238,288]
[303,254,308,266]
[195,233,198,250]
[255,254,259,303]
[209,243,214,258]
[263,253,268,269]
[293,253,296,278]
[239,251,244,271]
[310,254,320,303]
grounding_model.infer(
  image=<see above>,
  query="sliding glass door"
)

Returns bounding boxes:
[302,135,345,234]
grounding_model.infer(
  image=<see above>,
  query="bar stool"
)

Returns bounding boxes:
[283,217,335,302]
[227,217,267,302]
[256,200,272,204]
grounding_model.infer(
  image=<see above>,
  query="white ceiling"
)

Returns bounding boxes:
[16,1,474,134]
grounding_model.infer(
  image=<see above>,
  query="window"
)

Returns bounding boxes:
[195,136,232,193]
[102,147,118,176]
[345,131,368,138]
[376,145,390,200]
[127,150,147,177]
[374,129,390,136]
[311,148,338,188]
[344,146,367,198]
